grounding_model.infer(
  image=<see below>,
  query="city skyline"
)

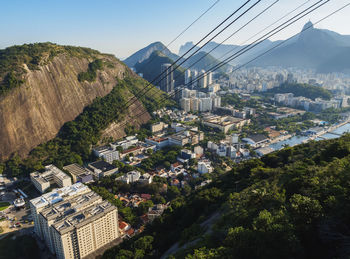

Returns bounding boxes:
[1,0,350,59]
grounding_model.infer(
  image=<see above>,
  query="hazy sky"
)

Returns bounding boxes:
[1,0,349,59]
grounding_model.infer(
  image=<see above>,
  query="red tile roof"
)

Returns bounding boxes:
[141,194,152,200]
[126,228,135,236]
[119,221,128,230]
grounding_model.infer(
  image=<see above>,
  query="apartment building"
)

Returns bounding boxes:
[198,161,213,174]
[151,122,168,133]
[92,145,120,163]
[30,183,90,239]
[30,165,72,193]
[30,183,119,259]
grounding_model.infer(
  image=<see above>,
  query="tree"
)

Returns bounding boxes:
[289,194,322,225]
[136,200,154,216]
[167,186,180,200]
[115,249,134,259]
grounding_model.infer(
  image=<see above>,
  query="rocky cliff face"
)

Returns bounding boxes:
[0,52,149,160]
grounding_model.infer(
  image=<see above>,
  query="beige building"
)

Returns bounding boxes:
[30,183,119,259]
[202,114,251,133]
[30,165,72,193]
[151,122,168,133]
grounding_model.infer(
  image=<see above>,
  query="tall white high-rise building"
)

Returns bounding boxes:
[180,98,191,112]
[207,71,213,85]
[185,70,191,85]
[190,98,200,111]
[212,96,221,109]
[199,70,208,88]
[160,63,174,93]
[199,98,212,112]
[191,70,198,88]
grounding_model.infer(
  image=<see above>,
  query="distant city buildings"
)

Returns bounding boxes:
[180,88,221,112]
[274,93,348,111]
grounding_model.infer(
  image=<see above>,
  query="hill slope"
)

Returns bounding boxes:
[0,43,164,160]
[250,22,350,71]
[134,51,185,87]
[179,22,350,72]
[124,42,179,68]
[179,40,278,66]
[103,134,350,259]
[125,41,232,76]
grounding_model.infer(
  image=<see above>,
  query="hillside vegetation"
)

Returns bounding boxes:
[135,51,185,87]
[0,42,101,95]
[0,76,172,176]
[267,82,332,100]
[0,43,167,160]
[103,134,350,259]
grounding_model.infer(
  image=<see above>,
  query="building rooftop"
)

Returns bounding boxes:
[88,160,117,172]
[244,134,269,143]
[40,191,101,221]
[52,201,116,235]
[63,163,92,177]
[30,183,89,209]
[30,165,71,185]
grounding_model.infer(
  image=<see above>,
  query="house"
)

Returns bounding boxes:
[117,171,141,184]
[171,162,183,173]
[140,214,150,225]
[126,228,135,238]
[147,204,167,222]
[141,194,152,200]
[198,161,213,174]
[138,173,153,184]
[118,221,131,235]
[171,179,180,187]
[242,134,270,148]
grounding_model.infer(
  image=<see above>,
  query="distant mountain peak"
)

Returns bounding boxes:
[123,41,176,67]
[302,21,314,31]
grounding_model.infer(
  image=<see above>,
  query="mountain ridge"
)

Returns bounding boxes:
[0,43,162,160]
[178,22,350,72]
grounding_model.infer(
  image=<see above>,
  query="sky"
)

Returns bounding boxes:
[1,0,349,59]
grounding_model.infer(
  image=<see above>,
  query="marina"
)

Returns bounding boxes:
[269,121,350,151]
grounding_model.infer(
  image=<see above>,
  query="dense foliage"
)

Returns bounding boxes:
[267,82,332,100]
[0,42,101,95]
[1,76,171,176]
[78,59,104,82]
[0,234,40,259]
[103,134,350,259]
